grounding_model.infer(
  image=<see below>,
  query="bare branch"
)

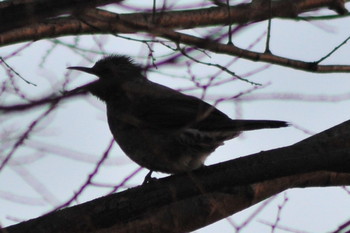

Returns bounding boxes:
[0,82,89,113]
[0,0,123,33]
[1,5,349,73]
[4,120,350,233]
[1,0,349,45]
[0,103,57,173]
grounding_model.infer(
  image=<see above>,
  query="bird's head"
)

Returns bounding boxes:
[68,55,143,81]
[68,55,144,101]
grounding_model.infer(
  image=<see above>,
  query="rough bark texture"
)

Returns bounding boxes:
[1,0,349,73]
[4,120,350,233]
[1,0,349,44]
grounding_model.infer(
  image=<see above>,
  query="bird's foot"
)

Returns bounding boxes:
[142,170,157,185]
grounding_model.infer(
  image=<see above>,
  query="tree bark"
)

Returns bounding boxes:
[1,0,348,45]
[1,0,349,73]
[4,120,350,233]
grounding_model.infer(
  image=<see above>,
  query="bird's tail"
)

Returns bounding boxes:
[228,120,288,131]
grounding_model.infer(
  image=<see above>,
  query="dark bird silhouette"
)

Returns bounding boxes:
[68,55,288,179]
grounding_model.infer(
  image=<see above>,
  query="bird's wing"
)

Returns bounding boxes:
[122,81,237,131]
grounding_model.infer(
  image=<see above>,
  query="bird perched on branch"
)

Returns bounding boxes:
[68,55,288,180]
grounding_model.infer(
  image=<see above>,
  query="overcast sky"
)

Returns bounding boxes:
[1,1,350,232]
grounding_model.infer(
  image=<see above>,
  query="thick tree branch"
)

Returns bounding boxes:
[1,8,350,73]
[1,0,349,46]
[1,1,349,73]
[0,0,122,33]
[4,120,350,233]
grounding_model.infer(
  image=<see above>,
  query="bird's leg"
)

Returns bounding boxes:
[142,170,156,185]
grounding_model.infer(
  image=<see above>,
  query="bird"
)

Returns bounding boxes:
[68,55,288,180]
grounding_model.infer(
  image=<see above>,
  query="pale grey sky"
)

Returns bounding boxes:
[1,1,350,232]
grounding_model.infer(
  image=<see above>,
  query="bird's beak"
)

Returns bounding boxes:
[67,66,96,75]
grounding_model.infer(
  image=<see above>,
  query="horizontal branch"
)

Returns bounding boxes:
[1,0,349,46]
[1,8,350,73]
[0,0,121,33]
[4,120,350,233]
[92,0,349,30]
[0,82,89,113]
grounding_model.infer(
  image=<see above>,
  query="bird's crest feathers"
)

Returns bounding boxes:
[94,55,142,72]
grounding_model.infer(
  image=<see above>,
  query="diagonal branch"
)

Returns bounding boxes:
[1,8,350,73]
[4,120,350,233]
[0,81,93,113]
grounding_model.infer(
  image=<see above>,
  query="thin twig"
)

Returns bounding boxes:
[48,138,115,212]
[316,34,350,64]
[0,103,57,174]
[265,0,272,54]
[0,57,37,86]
